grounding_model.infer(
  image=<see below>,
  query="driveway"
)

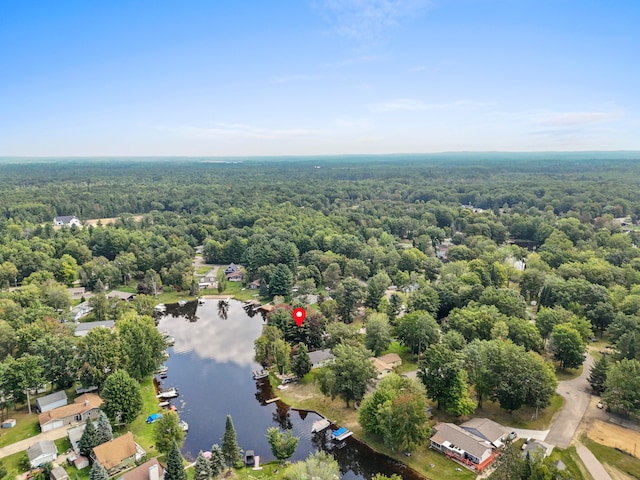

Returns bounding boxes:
[0,425,69,459]
[544,353,594,449]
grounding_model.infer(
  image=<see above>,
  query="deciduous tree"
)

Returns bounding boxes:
[266,427,299,463]
[101,370,143,424]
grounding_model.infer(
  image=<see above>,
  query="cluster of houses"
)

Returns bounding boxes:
[26,389,160,479]
[307,349,403,381]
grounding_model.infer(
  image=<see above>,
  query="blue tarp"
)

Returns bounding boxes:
[332,427,348,437]
[146,413,163,423]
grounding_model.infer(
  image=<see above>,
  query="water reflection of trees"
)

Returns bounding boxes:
[217,300,229,320]
[272,401,293,430]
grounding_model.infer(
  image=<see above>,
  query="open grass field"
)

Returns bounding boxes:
[549,446,593,480]
[123,377,162,457]
[83,215,145,227]
[586,419,640,459]
[582,436,640,480]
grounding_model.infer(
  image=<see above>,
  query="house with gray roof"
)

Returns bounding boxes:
[74,320,115,337]
[460,418,508,447]
[430,422,497,473]
[27,440,58,467]
[308,349,335,369]
[35,390,68,413]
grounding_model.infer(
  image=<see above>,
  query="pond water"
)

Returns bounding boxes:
[156,299,426,479]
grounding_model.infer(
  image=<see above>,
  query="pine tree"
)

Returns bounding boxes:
[221,415,241,469]
[165,441,186,480]
[292,343,311,378]
[193,451,211,480]
[95,411,113,445]
[89,461,108,480]
[588,355,609,394]
[209,444,225,477]
[78,417,99,458]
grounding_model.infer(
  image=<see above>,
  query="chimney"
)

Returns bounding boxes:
[84,399,89,406]
[148,463,159,480]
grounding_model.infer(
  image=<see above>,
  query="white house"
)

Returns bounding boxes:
[53,216,81,227]
[308,349,334,369]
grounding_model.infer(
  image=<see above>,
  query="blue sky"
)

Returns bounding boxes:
[1,0,638,156]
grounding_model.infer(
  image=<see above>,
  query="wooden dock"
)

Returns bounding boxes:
[265,397,280,404]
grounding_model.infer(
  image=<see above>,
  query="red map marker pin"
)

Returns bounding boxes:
[292,307,306,327]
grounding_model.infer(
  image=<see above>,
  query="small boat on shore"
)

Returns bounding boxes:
[155,366,168,375]
[158,401,171,408]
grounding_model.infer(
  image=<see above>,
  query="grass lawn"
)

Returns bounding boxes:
[583,437,640,479]
[123,377,162,457]
[467,394,565,430]
[274,376,475,480]
[0,406,40,448]
[0,450,29,479]
[549,446,593,480]
[54,437,72,453]
[556,365,583,381]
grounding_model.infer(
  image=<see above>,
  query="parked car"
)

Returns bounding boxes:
[597,401,604,409]
[509,431,518,440]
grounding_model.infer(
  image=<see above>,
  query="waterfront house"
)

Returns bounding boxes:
[118,457,165,480]
[93,432,146,475]
[308,349,335,369]
[460,418,508,448]
[74,320,115,337]
[430,422,497,473]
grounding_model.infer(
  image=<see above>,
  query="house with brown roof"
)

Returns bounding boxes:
[93,432,146,475]
[377,353,402,368]
[118,457,164,480]
[371,357,393,379]
[38,393,103,432]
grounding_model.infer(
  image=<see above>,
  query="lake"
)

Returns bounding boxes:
[156,299,425,479]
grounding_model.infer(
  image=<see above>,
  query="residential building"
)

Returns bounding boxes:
[107,290,135,301]
[35,390,68,413]
[371,357,393,379]
[93,432,146,475]
[74,320,115,337]
[38,393,103,432]
[430,422,497,473]
[308,349,334,369]
[26,440,58,468]
[118,458,164,480]
[376,353,402,368]
[460,418,508,447]
[53,216,81,227]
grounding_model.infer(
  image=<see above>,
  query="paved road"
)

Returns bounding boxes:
[0,425,69,459]
[544,353,594,449]
[576,443,612,480]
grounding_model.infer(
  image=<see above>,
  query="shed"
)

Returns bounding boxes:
[1,419,16,428]
[26,440,58,468]
[51,467,70,480]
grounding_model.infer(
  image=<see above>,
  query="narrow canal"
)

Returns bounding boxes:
[157,299,426,479]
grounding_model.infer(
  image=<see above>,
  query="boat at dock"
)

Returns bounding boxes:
[252,369,269,380]
[311,419,331,433]
[155,365,168,375]
[158,401,171,408]
[163,334,175,346]
[179,420,189,431]
[178,300,187,307]
[332,427,353,441]
[198,298,205,305]
[155,303,166,313]
[156,387,179,399]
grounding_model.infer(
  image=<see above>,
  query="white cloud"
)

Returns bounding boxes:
[370,98,493,112]
[316,0,430,40]
[173,123,323,141]
[534,111,623,127]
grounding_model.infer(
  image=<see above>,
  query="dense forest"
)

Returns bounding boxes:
[2,153,640,479]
